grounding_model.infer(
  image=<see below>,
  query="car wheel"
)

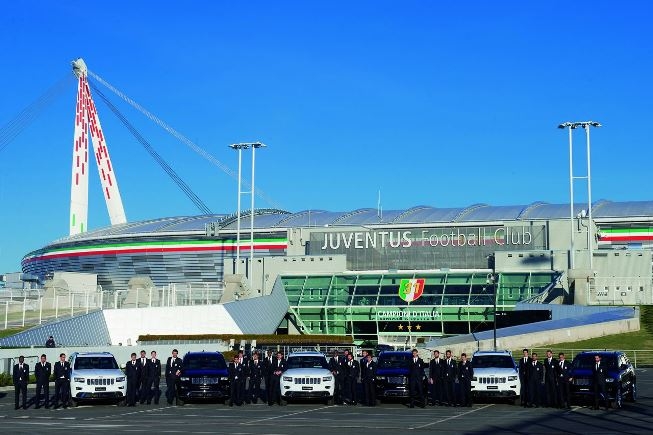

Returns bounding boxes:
[627,382,637,402]
[615,386,623,409]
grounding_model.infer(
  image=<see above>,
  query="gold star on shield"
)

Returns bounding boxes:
[398,324,404,330]
[407,325,413,331]
[416,324,422,330]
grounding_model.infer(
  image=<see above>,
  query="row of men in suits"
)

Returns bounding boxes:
[518,349,575,409]
[328,349,377,407]
[12,353,72,410]
[428,349,474,407]
[227,350,290,406]
[124,350,163,406]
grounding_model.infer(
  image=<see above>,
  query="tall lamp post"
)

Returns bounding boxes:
[557,121,601,270]
[229,143,249,274]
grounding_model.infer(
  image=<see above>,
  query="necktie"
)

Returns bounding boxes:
[132,361,135,365]
[414,358,417,363]
[152,359,155,364]
[43,362,45,367]
[596,364,599,370]
[560,361,563,368]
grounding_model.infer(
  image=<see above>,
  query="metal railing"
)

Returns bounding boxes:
[513,348,653,368]
[0,282,224,330]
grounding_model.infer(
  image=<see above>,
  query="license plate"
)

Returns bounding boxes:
[95,387,106,391]
[487,386,498,389]
[302,386,313,391]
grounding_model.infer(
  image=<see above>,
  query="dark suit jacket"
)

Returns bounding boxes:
[137,358,149,379]
[408,357,425,381]
[429,358,444,381]
[528,361,544,384]
[13,363,29,384]
[53,361,71,380]
[345,360,359,379]
[228,362,246,383]
[35,361,52,383]
[165,357,183,378]
[519,357,532,379]
[458,361,474,382]
[360,360,376,381]
[248,360,264,380]
[146,358,161,379]
[271,358,287,376]
[125,360,141,381]
[543,357,558,382]
[592,361,607,387]
[556,360,572,383]
[443,358,457,382]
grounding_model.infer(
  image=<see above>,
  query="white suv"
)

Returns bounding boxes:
[281,351,334,404]
[470,350,520,404]
[69,352,127,405]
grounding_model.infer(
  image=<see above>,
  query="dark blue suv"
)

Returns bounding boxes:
[177,352,230,405]
[375,351,427,401]
[569,351,636,408]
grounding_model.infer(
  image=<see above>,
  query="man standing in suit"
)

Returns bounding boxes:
[248,352,264,404]
[518,348,531,407]
[228,354,246,406]
[262,349,274,403]
[458,353,474,407]
[145,350,162,405]
[344,352,360,405]
[137,350,149,404]
[360,353,376,406]
[527,352,544,407]
[443,350,457,406]
[556,352,572,409]
[592,354,609,410]
[34,354,52,408]
[268,351,286,406]
[408,349,425,408]
[543,349,558,408]
[53,353,70,408]
[428,350,444,406]
[125,353,141,406]
[165,349,183,405]
[329,350,345,405]
[13,355,29,410]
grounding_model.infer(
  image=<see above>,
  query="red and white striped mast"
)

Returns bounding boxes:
[70,58,126,235]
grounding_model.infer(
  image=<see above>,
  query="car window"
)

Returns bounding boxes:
[74,356,119,370]
[378,354,410,368]
[571,354,618,369]
[471,355,515,368]
[184,354,227,370]
[286,356,329,369]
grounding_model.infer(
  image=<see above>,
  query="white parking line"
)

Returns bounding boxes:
[241,405,334,424]
[410,404,494,429]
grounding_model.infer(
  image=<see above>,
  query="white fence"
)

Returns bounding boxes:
[0,283,224,330]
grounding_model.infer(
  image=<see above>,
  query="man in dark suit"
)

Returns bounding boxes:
[145,350,162,404]
[543,349,558,408]
[125,353,141,406]
[527,352,544,407]
[592,354,609,410]
[408,349,425,408]
[556,352,572,409]
[165,349,183,405]
[443,350,457,406]
[53,353,71,408]
[136,350,149,404]
[13,355,29,410]
[262,349,274,403]
[268,351,286,406]
[458,353,474,407]
[228,354,247,406]
[329,350,345,405]
[34,354,52,408]
[428,350,444,406]
[344,352,360,405]
[518,348,531,407]
[360,353,376,406]
[248,352,264,404]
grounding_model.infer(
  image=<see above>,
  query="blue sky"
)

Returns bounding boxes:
[0,1,652,273]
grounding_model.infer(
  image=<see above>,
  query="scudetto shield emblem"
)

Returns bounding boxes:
[398,278,425,302]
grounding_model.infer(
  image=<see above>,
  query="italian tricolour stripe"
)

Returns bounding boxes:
[598,228,653,243]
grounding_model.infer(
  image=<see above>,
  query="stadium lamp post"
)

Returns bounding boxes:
[487,254,498,351]
[558,121,601,271]
[249,142,266,289]
[229,143,250,274]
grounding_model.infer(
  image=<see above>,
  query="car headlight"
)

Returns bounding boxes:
[282,376,292,382]
[116,376,126,382]
[180,377,190,381]
[74,377,85,383]
[472,377,477,381]
[606,378,615,383]
[508,376,518,381]
[322,376,333,382]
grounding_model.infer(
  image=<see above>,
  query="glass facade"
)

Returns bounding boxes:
[282,271,556,343]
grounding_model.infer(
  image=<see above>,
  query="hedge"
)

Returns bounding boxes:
[138,334,353,345]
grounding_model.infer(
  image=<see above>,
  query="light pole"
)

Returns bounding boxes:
[250,142,265,288]
[558,121,601,270]
[229,143,250,274]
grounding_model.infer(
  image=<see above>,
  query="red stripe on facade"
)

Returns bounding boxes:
[105,187,111,199]
[598,235,653,242]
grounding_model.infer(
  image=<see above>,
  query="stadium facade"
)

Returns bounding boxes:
[21,200,653,344]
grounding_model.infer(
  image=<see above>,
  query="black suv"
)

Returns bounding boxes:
[569,351,636,408]
[177,352,230,405]
[375,351,427,401]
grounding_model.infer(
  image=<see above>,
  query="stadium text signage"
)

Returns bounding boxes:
[376,310,440,320]
[319,226,533,250]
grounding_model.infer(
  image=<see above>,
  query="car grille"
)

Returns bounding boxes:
[573,378,591,386]
[86,378,115,386]
[192,377,220,385]
[294,377,321,385]
[388,376,406,384]
[477,377,506,384]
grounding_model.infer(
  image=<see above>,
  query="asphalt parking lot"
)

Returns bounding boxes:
[1,370,652,434]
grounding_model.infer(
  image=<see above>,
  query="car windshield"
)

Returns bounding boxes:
[378,354,410,368]
[286,356,329,369]
[184,355,227,370]
[74,356,119,370]
[571,354,618,369]
[472,355,515,368]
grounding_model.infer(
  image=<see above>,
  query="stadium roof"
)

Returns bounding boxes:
[58,199,653,241]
